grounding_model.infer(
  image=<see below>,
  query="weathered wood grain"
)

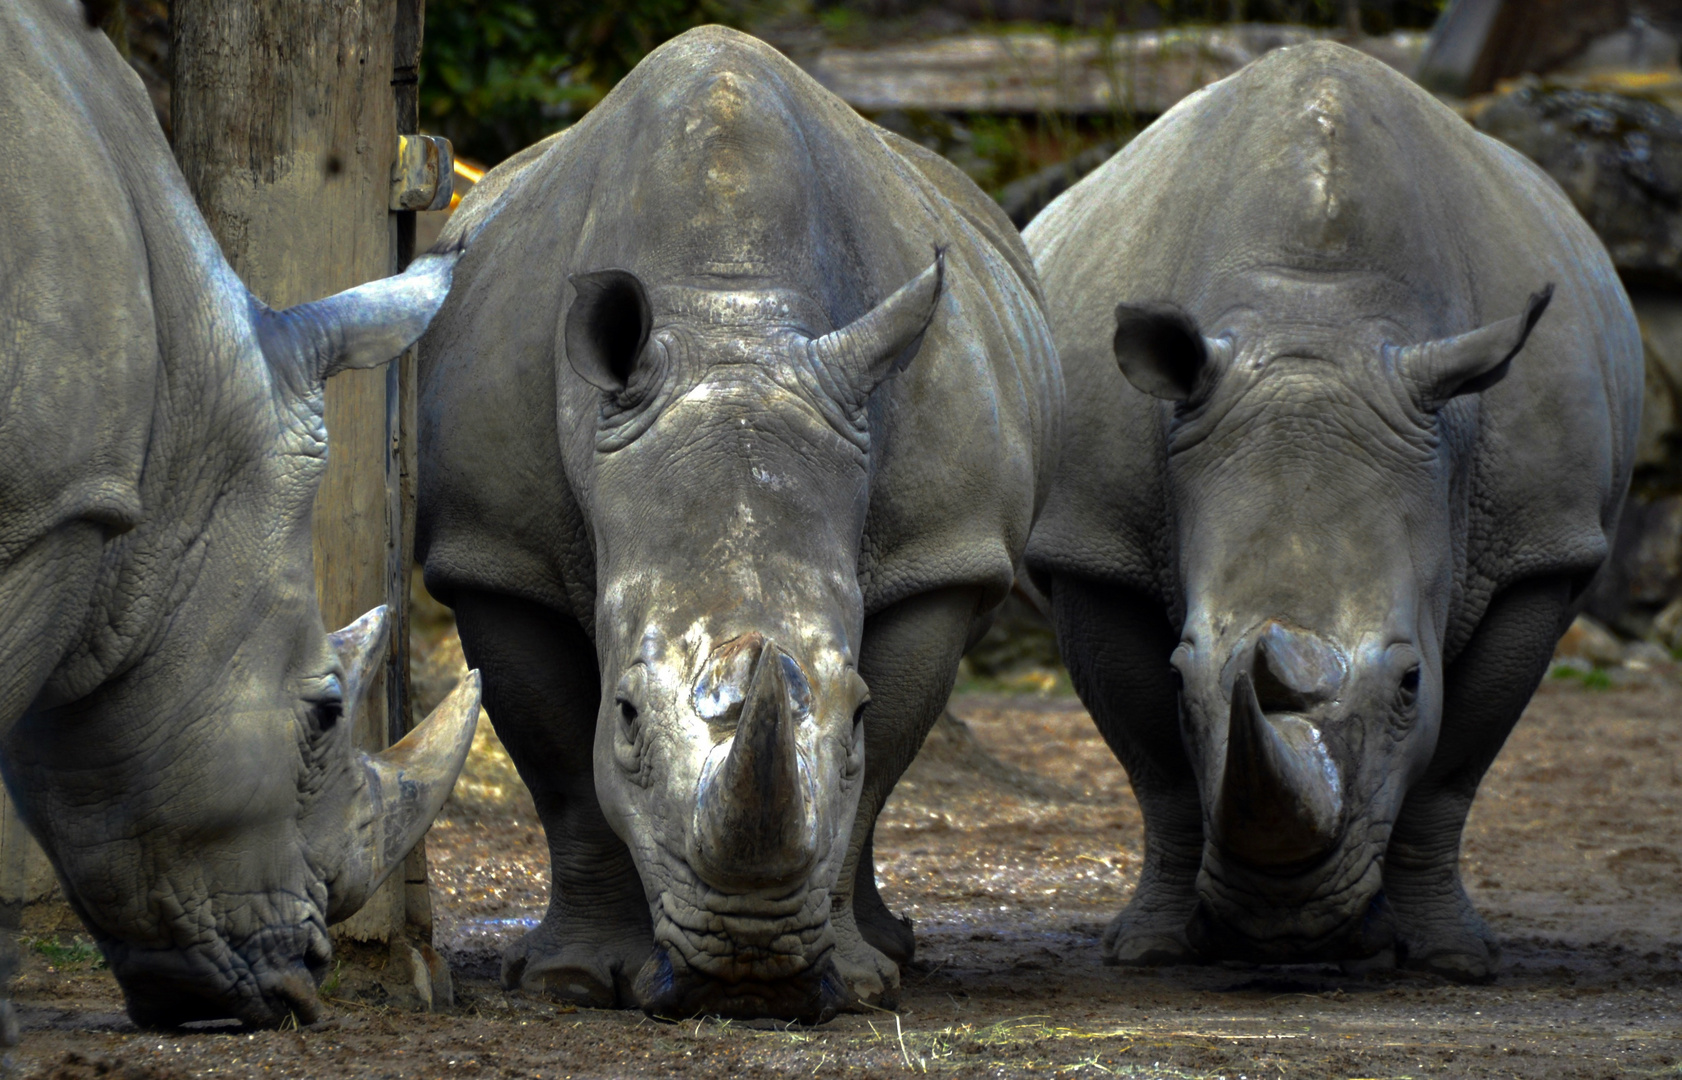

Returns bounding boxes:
[172,0,407,945]
[803,25,1426,115]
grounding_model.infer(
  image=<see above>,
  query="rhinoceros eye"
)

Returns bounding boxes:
[1398,666,1420,708]
[313,700,343,730]
[612,666,651,777]
[302,675,345,734]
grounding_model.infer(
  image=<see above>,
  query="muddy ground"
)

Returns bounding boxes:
[12,633,1682,1078]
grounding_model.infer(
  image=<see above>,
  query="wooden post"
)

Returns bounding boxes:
[392,0,434,941]
[172,0,410,945]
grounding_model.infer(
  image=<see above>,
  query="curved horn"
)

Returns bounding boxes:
[690,642,815,889]
[806,251,945,402]
[1214,671,1344,867]
[327,605,390,705]
[257,250,460,386]
[327,670,481,922]
[1387,285,1553,410]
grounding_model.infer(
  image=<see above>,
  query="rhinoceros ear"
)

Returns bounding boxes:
[1388,285,1553,411]
[566,269,653,391]
[1113,302,1231,402]
[807,251,945,402]
[258,251,459,387]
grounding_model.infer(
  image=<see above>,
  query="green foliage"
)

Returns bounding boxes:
[422,0,744,164]
[24,935,106,971]
[318,960,343,999]
[1550,663,1613,691]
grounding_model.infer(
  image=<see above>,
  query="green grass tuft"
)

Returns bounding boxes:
[24,934,106,971]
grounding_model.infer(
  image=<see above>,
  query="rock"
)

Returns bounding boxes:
[1582,493,1682,636]
[1416,0,1673,97]
[1629,289,1682,483]
[1624,639,1673,667]
[380,939,453,1012]
[420,942,454,1010]
[1469,78,1682,287]
[1554,614,1628,666]
[1653,594,1682,647]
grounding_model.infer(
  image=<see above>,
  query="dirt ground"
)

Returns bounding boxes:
[12,633,1682,1079]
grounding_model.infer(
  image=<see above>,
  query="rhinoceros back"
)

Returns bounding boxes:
[0,2,159,560]
[1024,41,1640,649]
[418,26,1061,622]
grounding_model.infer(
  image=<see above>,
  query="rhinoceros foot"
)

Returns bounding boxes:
[501,914,652,1008]
[1099,864,1203,967]
[830,906,902,1010]
[1385,870,1500,984]
[853,891,916,967]
[1100,905,1201,967]
[1392,908,1500,982]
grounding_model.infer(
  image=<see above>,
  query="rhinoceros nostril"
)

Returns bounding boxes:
[1251,648,1302,712]
[693,633,768,724]
[1251,621,1346,711]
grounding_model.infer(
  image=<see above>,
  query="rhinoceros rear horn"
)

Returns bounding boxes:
[256,251,460,386]
[1112,302,1232,402]
[807,251,945,401]
[1388,284,1554,410]
[320,606,481,923]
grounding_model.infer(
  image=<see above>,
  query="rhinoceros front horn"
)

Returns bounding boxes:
[321,606,481,923]
[1213,671,1344,868]
[690,640,816,890]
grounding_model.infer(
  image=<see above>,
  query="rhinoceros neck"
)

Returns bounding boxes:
[37,59,301,711]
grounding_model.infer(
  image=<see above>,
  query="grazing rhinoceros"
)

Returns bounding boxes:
[416,26,1060,1022]
[0,0,480,1029]
[1023,41,1640,981]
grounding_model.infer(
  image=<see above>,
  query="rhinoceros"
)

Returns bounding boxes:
[0,0,479,1028]
[416,26,1061,1021]
[1023,41,1640,981]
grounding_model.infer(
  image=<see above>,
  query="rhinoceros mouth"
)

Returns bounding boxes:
[633,940,849,1024]
[103,914,332,1029]
[632,868,845,1021]
[1189,842,1391,963]
[653,881,834,975]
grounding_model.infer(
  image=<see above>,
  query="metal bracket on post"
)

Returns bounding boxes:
[390,134,454,212]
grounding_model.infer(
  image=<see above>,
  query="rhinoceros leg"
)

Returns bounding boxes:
[1384,574,1573,983]
[451,591,652,1006]
[836,586,987,1006]
[0,523,108,1044]
[1050,575,1202,966]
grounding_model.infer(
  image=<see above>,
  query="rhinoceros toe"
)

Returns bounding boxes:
[831,911,901,1010]
[1400,932,1500,985]
[1388,876,1502,984]
[1101,898,1201,967]
[501,922,651,1008]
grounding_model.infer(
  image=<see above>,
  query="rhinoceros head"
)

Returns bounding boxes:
[563,254,943,1021]
[2,255,479,1029]
[1110,286,1551,961]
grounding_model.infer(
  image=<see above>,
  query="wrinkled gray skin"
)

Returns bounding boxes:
[1024,42,1641,982]
[0,0,480,1030]
[418,26,1060,1022]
